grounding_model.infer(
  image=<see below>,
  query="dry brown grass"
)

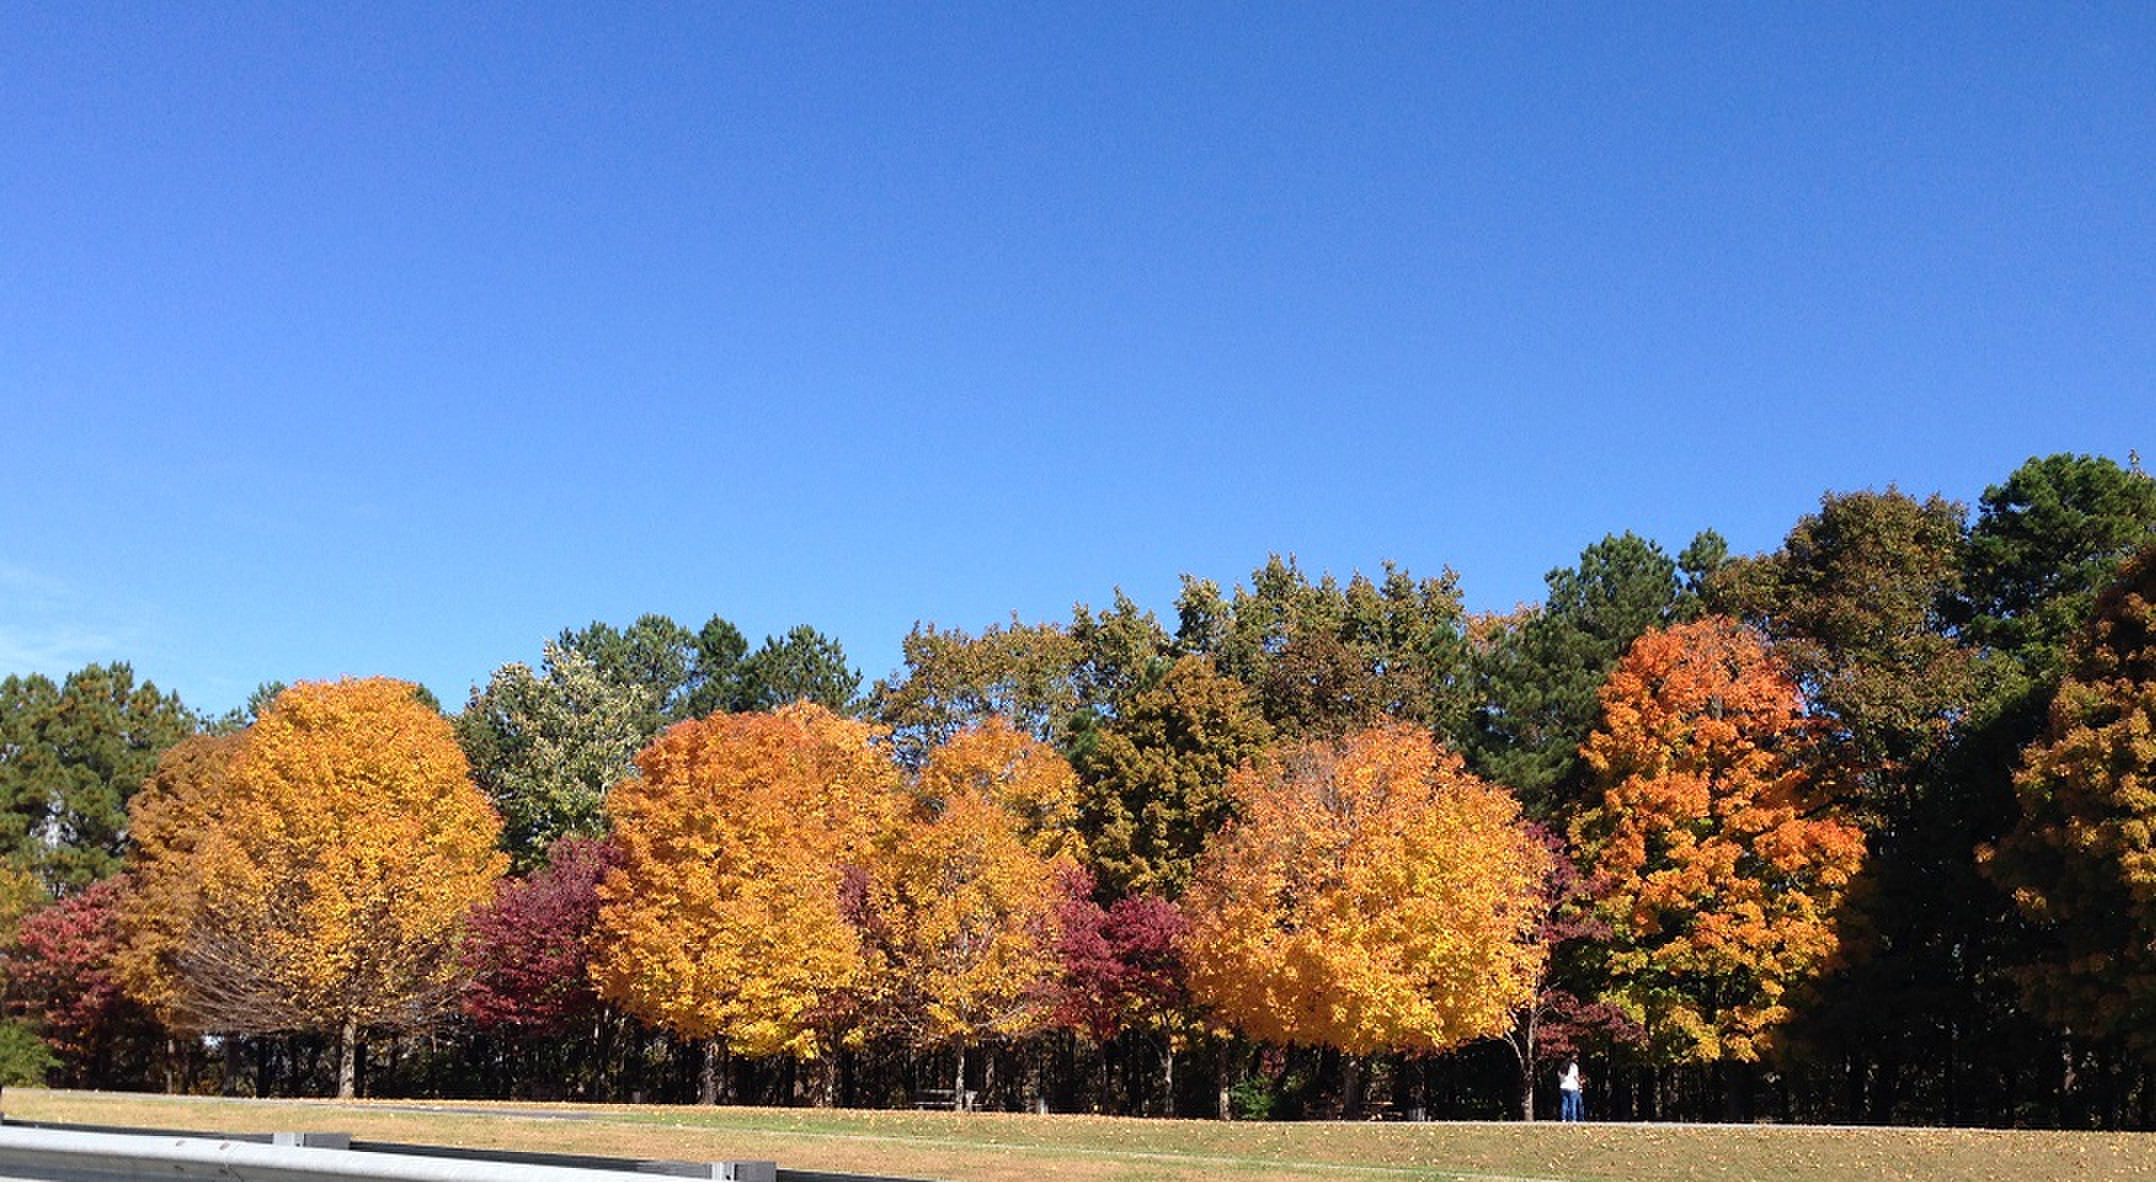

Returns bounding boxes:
[5,1088,2152,1182]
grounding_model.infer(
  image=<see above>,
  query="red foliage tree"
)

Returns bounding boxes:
[4,877,161,1086]
[462,836,619,1034]
[1054,870,1189,1044]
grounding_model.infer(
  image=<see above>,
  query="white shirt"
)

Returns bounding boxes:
[1559,1064,1583,1092]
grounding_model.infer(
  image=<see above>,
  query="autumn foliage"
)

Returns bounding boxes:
[116,679,505,1096]
[463,835,618,1034]
[1054,878,1190,1044]
[591,702,899,1060]
[1571,618,1866,1065]
[865,722,1082,1056]
[3,877,159,1085]
[9,453,2154,1124]
[1184,724,1549,1055]
[1983,543,2156,1051]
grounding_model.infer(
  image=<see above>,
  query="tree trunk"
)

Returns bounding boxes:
[955,1043,970,1112]
[807,1053,837,1107]
[2060,1030,2079,1128]
[1216,1040,1233,1121]
[698,1040,721,1106]
[1163,1043,1176,1118]
[1342,1053,1365,1121]
[337,1020,359,1100]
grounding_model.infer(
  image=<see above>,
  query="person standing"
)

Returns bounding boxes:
[1558,1059,1585,1122]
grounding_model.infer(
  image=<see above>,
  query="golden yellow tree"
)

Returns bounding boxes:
[1570,617,1866,1067]
[591,702,899,1094]
[1183,724,1549,1068]
[869,719,1083,1108]
[913,718,1085,862]
[116,679,504,1098]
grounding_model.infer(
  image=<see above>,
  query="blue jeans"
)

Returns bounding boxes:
[1560,1089,1583,1122]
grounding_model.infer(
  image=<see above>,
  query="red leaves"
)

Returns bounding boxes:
[462,836,618,1033]
[4,877,154,1073]
[1053,871,1189,1042]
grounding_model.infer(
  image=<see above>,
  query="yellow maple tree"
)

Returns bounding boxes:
[1183,723,1549,1057]
[1570,617,1866,1066]
[865,720,1082,1104]
[117,678,504,1098]
[591,702,899,1075]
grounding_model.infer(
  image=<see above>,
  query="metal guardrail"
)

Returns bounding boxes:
[0,1119,935,1182]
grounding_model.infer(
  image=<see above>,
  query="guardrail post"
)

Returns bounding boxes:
[275,1132,355,1149]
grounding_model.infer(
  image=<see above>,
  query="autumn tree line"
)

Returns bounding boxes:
[2,452,2154,1129]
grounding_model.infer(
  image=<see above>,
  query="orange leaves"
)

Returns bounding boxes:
[1183,724,1549,1056]
[1572,618,1864,1065]
[593,703,898,1058]
[592,705,1083,1061]
[117,679,505,1039]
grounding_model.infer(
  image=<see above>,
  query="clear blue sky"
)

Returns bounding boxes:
[5,3,2151,716]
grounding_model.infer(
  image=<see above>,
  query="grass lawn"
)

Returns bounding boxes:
[2,1088,2149,1182]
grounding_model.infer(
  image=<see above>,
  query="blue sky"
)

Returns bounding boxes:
[5,3,2151,716]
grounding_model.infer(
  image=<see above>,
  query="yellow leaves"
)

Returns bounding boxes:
[594,703,898,1059]
[868,722,1080,1047]
[593,707,1084,1060]
[1184,724,1548,1057]
[118,679,505,1037]
[913,718,1086,863]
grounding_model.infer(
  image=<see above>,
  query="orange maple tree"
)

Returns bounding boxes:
[1570,617,1865,1066]
[117,679,504,1098]
[113,732,240,1027]
[1183,723,1549,1058]
[590,702,899,1082]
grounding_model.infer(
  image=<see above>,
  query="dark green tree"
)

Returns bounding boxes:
[556,614,699,730]
[549,612,858,724]
[1466,532,1701,819]
[1721,487,1988,1122]
[676,617,751,720]
[1958,454,2156,686]
[734,625,862,713]
[0,663,197,893]
[1076,656,1273,900]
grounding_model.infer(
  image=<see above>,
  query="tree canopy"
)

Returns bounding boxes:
[1572,618,1865,1066]
[1184,724,1548,1056]
[117,678,504,1098]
